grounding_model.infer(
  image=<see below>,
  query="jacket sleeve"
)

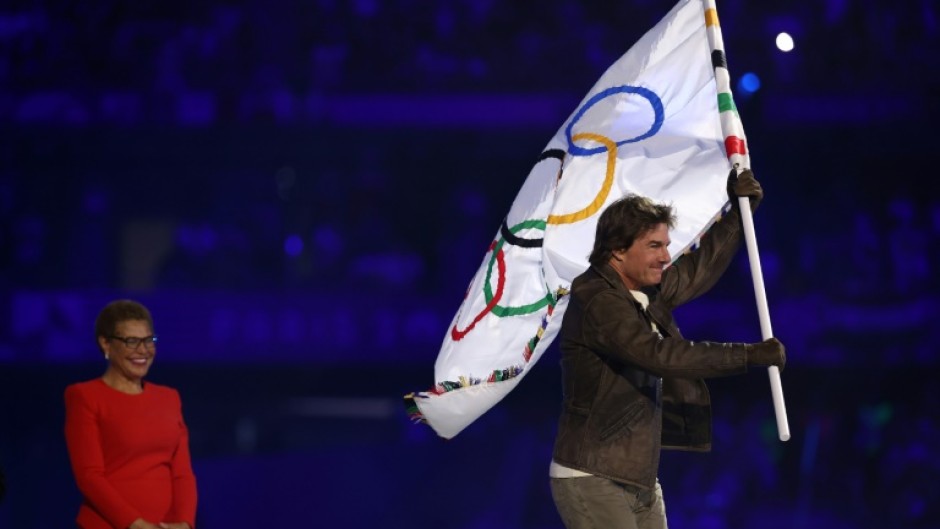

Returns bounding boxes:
[63,385,141,529]
[583,290,748,378]
[168,390,198,527]
[658,206,744,310]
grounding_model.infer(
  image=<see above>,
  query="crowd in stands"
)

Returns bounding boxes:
[2,0,935,300]
[1,3,937,528]
[3,131,939,301]
[1,0,937,124]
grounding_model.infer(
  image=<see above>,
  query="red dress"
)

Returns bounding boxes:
[64,379,198,529]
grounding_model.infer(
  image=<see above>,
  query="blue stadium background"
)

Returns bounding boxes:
[1,1,938,527]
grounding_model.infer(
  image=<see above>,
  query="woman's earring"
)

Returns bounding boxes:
[105,353,109,360]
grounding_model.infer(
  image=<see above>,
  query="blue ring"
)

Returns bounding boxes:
[565,85,664,156]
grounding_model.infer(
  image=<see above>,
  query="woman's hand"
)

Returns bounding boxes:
[129,519,161,529]
[158,523,192,529]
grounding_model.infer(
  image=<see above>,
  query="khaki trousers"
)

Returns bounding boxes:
[550,475,667,529]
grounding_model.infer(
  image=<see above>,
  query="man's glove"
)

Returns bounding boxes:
[727,168,763,211]
[745,337,786,371]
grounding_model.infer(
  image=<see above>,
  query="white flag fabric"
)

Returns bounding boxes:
[407,0,743,439]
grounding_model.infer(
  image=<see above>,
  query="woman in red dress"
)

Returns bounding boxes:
[65,300,197,529]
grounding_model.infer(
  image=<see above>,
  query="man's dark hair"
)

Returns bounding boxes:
[588,195,677,266]
[94,299,153,352]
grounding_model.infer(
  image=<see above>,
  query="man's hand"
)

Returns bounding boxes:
[727,168,763,211]
[745,337,786,371]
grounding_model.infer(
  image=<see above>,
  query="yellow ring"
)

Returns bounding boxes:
[547,132,617,225]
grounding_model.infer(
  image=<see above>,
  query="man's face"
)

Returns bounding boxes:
[611,223,671,290]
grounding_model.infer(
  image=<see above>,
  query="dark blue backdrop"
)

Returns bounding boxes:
[1,1,938,528]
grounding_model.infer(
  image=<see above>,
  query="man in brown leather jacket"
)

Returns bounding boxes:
[549,169,786,529]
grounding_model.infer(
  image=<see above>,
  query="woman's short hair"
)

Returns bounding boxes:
[588,195,676,266]
[94,300,153,351]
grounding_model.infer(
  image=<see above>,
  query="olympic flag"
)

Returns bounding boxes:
[406,0,753,439]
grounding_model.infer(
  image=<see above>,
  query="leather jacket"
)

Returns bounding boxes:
[551,207,751,490]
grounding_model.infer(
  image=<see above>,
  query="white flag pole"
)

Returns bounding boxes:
[738,196,790,441]
[703,0,790,441]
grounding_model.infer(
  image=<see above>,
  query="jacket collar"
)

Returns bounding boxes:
[593,262,627,292]
[591,262,661,305]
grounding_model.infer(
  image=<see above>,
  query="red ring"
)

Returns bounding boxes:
[451,241,506,340]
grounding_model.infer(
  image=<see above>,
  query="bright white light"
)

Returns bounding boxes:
[776,32,795,52]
